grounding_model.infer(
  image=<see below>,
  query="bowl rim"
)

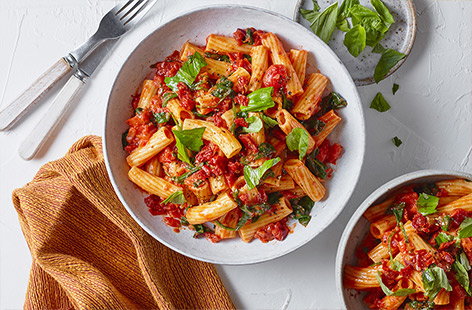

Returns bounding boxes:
[103,4,366,265]
[335,169,472,306]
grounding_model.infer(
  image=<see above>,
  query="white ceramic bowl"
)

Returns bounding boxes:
[336,170,472,308]
[104,5,365,265]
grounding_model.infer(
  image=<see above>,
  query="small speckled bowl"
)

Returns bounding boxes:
[335,170,472,309]
[296,0,417,86]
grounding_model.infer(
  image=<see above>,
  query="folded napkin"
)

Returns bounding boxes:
[13,136,234,310]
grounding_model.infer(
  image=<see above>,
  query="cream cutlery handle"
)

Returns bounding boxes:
[0,58,72,131]
[19,75,84,160]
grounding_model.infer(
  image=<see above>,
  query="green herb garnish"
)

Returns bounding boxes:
[241,87,275,112]
[286,128,310,160]
[243,157,281,189]
[162,191,186,204]
[370,92,391,112]
[165,52,207,91]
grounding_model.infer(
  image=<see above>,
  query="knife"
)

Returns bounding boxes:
[18,39,118,160]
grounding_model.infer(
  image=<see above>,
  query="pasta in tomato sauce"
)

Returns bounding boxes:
[122,28,348,243]
[344,179,472,309]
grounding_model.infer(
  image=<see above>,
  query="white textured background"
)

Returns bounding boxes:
[1,0,471,309]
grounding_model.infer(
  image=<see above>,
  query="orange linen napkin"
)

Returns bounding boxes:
[12,136,234,310]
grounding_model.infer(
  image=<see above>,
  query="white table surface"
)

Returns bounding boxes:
[1,0,471,309]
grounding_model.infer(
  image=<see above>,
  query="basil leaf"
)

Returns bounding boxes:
[310,2,339,43]
[306,150,329,179]
[391,260,405,271]
[391,84,400,96]
[441,215,451,231]
[300,9,321,24]
[135,107,143,114]
[414,183,440,196]
[282,93,293,110]
[243,157,281,189]
[459,252,471,271]
[204,52,230,62]
[374,49,406,83]
[319,92,348,114]
[267,192,283,205]
[338,0,360,24]
[422,266,452,300]
[371,0,395,27]
[291,196,315,226]
[392,136,402,147]
[162,191,186,204]
[454,260,471,295]
[459,218,472,239]
[174,164,203,184]
[255,142,276,160]
[286,128,310,160]
[349,4,379,24]
[372,43,387,54]
[153,112,169,124]
[302,118,326,135]
[260,114,278,128]
[214,220,237,231]
[212,76,235,99]
[370,92,391,112]
[241,87,275,112]
[435,232,454,247]
[390,202,409,241]
[362,17,388,47]
[407,301,435,310]
[162,92,178,107]
[343,24,366,57]
[122,130,129,149]
[165,52,207,91]
[417,193,439,215]
[376,272,416,296]
[172,127,205,164]
[243,116,263,133]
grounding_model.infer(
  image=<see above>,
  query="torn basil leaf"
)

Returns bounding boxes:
[241,87,275,112]
[162,191,186,204]
[165,52,207,91]
[286,128,310,160]
[243,157,281,189]
[374,49,406,83]
[370,92,391,112]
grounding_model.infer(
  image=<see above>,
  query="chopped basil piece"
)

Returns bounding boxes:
[454,258,472,295]
[162,92,178,107]
[282,93,293,110]
[303,118,326,135]
[135,107,143,114]
[260,114,278,128]
[286,128,310,160]
[291,196,315,226]
[204,52,230,62]
[309,2,339,43]
[121,130,129,149]
[422,266,452,300]
[243,157,281,189]
[370,92,391,112]
[255,142,276,160]
[153,112,170,124]
[343,24,366,57]
[214,220,237,231]
[391,260,405,271]
[174,164,203,184]
[414,183,440,196]
[392,136,402,147]
[407,300,435,310]
[372,43,386,54]
[371,0,395,27]
[241,87,275,112]
[458,218,472,239]
[172,127,206,164]
[305,150,329,179]
[337,0,359,31]
[242,116,263,133]
[390,202,409,241]
[417,193,439,215]
[374,49,406,83]
[267,192,283,205]
[376,272,416,296]
[212,76,235,99]
[320,92,348,114]
[162,191,186,204]
[165,52,207,91]
[392,83,400,95]
[441,215,451,231]
[459,252,471,271]
[435,232,454,247]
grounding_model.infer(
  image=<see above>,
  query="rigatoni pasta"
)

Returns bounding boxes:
[122,28,348,243]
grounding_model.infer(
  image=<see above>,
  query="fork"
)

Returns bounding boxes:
[0,0,158,131]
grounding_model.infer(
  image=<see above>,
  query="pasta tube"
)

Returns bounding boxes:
[128,166,182,198]
[291,73,329,120]
[186,192,238,225]
[284,159,325,201]
[126,127,174,167]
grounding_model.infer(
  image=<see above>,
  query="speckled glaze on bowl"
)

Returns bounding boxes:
[336,170,472,309]
[296,0,417,86]
[104,5,365,265]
